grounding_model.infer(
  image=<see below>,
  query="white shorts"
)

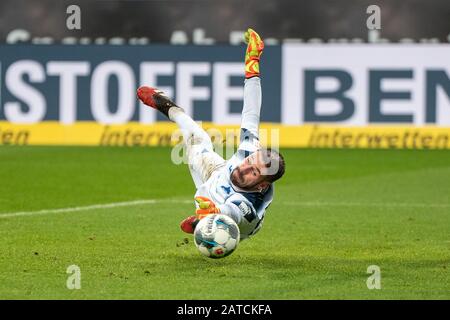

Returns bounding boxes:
[185,130,226,189]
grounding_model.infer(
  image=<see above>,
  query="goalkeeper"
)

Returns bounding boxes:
[137,28,285,240]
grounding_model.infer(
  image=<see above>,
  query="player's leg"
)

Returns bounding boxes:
[137,87,207,143]
[137,87,225,188]
[169,107,225,187]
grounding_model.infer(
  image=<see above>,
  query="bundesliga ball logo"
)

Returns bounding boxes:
[194,214,240,259]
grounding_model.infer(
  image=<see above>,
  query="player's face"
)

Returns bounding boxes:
[231,151,270,190]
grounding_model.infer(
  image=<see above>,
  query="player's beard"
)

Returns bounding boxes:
[231,167,259,190]
[231,167,245,188]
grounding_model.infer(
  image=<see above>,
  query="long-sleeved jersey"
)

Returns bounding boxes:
[194,129,274,240]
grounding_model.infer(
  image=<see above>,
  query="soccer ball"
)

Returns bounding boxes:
[194,214,240,259]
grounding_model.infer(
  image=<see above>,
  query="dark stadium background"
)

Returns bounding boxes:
[1,0,449,44]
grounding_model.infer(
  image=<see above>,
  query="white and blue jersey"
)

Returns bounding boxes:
[183,77,272,240]
[194,129,274,240]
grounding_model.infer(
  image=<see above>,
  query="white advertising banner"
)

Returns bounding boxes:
[282,45,450,127]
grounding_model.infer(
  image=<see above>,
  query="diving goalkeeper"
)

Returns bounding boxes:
[137,28,285,240]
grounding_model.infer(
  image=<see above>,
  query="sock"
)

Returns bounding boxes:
[168,108,209,142]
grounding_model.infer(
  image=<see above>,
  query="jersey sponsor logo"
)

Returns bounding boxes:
[221,185,232,195]
[232,200,257,223]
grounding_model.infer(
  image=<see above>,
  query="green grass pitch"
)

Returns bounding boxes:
[0,146,449,299]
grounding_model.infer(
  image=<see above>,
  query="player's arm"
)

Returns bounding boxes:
[194,195,256,226]
[194,196,241,224]
[240,28,264,143]
[218,194,258,226]
[241,77,262,140]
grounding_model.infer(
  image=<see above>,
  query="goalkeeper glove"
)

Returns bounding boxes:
[244,28,264,79]
[195,196,220,219]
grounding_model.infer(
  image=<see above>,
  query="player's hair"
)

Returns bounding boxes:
[260,148,285,183]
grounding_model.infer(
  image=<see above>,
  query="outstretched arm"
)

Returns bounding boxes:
[240,28,264,140]
[241,77,262,139]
